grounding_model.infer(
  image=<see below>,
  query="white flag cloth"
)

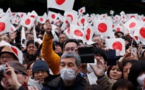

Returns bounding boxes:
[20,15,35,29]
[84,24,95,44]
[94,19,114,36]
[47,0,75,11]
[0,15,11,35]
[106,38,125,55]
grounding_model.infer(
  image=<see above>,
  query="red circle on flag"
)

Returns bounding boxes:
[86,28,91,40]
[98,23,107,33]
[74,30,83,37]
[134,36,138,40]
[131,16,135,18]
[30,15,35,18]
[129,22,136,28]
[51,14,56,19]
[11,47,18,56]
[67,14,73,22]
[139,27,145,38]
[81,18,85,25]
[25,19,31,25]
[67,28,70,34]
[116,27,120,32]
[21,14,24,17]
[112,41,122,51]
[0,22,5,32]
[55,0,65,5]
[112,24,114,28]
[40,18,43,21]
[143,18,145,22]
[80,9,83,13]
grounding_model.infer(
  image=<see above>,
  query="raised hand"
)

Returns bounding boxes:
[43,19,52,35]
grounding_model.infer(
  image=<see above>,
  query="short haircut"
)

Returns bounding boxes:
[63,39,79,49]
[112,79,135,90]
[93,47,108,62]
[61,52,81,67]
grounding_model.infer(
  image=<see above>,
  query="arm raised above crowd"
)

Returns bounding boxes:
[41,20,60,75]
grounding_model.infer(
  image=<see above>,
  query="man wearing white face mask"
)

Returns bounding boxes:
[42,52,87,90]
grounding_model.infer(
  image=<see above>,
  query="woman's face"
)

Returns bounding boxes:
[27,43,35,55]
[109,65,122,80]
[54,45,62,53]
[123,62,132,79]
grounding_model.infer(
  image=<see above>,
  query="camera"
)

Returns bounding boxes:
[0,65,6,74]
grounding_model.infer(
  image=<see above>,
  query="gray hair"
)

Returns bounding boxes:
[61,52,81,66]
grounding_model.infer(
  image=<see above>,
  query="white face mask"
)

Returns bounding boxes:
[60,68,76,81]
[137,74,145,86]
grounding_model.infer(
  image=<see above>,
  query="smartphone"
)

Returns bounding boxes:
[78,47,94,63]
[107,49,117,66]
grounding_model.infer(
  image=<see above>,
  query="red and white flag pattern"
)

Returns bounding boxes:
[0,15,11,35]
[20,15,35,29]
[106,38,125,55]
[47,0,75,11]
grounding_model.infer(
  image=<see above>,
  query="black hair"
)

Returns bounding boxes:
[63,39,79,49]
[107,63,123,79]
[112,79,135,90]
[114,31,124,37]
[53,41,63,50]
[128,60,145,86]
[122,59,137,69]
[26,40,34,47]
[93,47,108,62]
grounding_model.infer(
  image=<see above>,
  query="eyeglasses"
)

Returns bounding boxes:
[0,56,15,60]
[64,47,77,52]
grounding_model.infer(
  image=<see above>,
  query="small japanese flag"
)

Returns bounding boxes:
[124,18,138,31]
[78,7,86,15]
[20,15,35,29]
[37,16,46,24]
[64,10,78,24]
[84,24,95,44]
[0,15,11,35]
[10,46,23,64]
[106,38,125,55]
[71,24,84,41]
[94,19,114,36]
[47,0,75,11]
[48,11,58,23]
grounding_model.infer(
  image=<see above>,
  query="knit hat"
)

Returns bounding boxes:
[7,61,27,75]
[32,60,49,74]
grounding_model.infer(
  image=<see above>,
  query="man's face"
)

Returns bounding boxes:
[0,53,16,65]
[60,58,78,71]
[59,34,67,43]
[1,72,27,90]
[26,34,34,41]
[33,70,49,84]
[63,42,78,53]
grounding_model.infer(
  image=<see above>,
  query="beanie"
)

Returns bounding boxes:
[32,60,49,74]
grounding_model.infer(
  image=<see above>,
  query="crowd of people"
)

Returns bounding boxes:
[0,7,145,90]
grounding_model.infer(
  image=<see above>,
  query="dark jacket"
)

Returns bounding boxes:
[42,74,87,90]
